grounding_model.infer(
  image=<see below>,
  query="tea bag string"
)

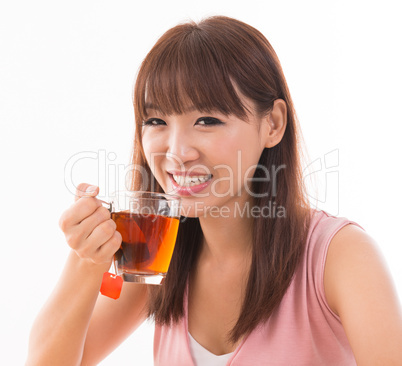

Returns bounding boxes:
[98,199,122,272]
[99,199,112,213]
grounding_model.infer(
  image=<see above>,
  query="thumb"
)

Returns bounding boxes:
[75,183,99,202]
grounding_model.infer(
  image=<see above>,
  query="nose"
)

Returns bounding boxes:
[166,126,200,166]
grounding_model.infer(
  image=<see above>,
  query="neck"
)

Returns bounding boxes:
[197,197,254,267]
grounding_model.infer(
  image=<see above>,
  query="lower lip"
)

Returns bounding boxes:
[168,174,212,196]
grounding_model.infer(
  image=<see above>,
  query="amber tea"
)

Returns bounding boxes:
[107,191,181,284]
[111,211,179,282]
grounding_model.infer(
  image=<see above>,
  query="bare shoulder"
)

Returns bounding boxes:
[324,224,392,309]
[324,223,402,365]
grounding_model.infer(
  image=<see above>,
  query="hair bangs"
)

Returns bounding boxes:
[134,25,250,125]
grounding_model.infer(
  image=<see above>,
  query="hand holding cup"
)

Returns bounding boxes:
[58,183,122,266]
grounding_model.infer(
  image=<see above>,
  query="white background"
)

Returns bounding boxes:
[1,0,401,364]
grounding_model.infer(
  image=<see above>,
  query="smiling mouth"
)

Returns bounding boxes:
[169,173,213,187]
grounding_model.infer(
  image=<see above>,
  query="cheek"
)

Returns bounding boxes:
[218,130,263,171]
[141,134,163,164]
[141,134,156,157]
[141,137,163,182]
[234,146,265,186]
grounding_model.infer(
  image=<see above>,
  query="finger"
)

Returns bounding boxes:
[86,219,117,252]
[79,206,114,240]
[92,231,123,264]
[71,219,116,260]
[63,205,112,250]
[59,197,102,231]
[74,183,99,202]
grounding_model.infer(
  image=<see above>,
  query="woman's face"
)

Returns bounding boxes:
[141,97,272,218]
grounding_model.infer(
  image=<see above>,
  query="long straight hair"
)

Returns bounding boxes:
[130,16,311,343]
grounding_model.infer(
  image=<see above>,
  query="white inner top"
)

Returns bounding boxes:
[188,332,234,366]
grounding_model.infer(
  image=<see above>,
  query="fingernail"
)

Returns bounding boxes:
[85,185,97,193]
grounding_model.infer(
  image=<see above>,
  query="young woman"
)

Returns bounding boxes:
[27,16,402,365]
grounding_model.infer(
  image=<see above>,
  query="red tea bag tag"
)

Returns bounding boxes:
[100,272,123,300]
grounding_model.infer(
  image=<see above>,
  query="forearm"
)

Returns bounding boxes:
[27,250,110,366]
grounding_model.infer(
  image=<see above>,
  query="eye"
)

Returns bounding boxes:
[195,117,224,127]
[142,118,166,126]
[142,118,166,127]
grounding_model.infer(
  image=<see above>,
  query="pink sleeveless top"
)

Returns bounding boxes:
[154,209,364,365]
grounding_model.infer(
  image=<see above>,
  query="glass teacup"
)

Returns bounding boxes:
[102,191,181,285]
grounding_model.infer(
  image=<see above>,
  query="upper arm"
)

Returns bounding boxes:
[324,224,402,366]
[81,283,149,365]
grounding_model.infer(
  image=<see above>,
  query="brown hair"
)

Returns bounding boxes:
[131,16,311,343]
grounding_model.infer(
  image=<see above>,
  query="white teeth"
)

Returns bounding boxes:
[172,174,211,187]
